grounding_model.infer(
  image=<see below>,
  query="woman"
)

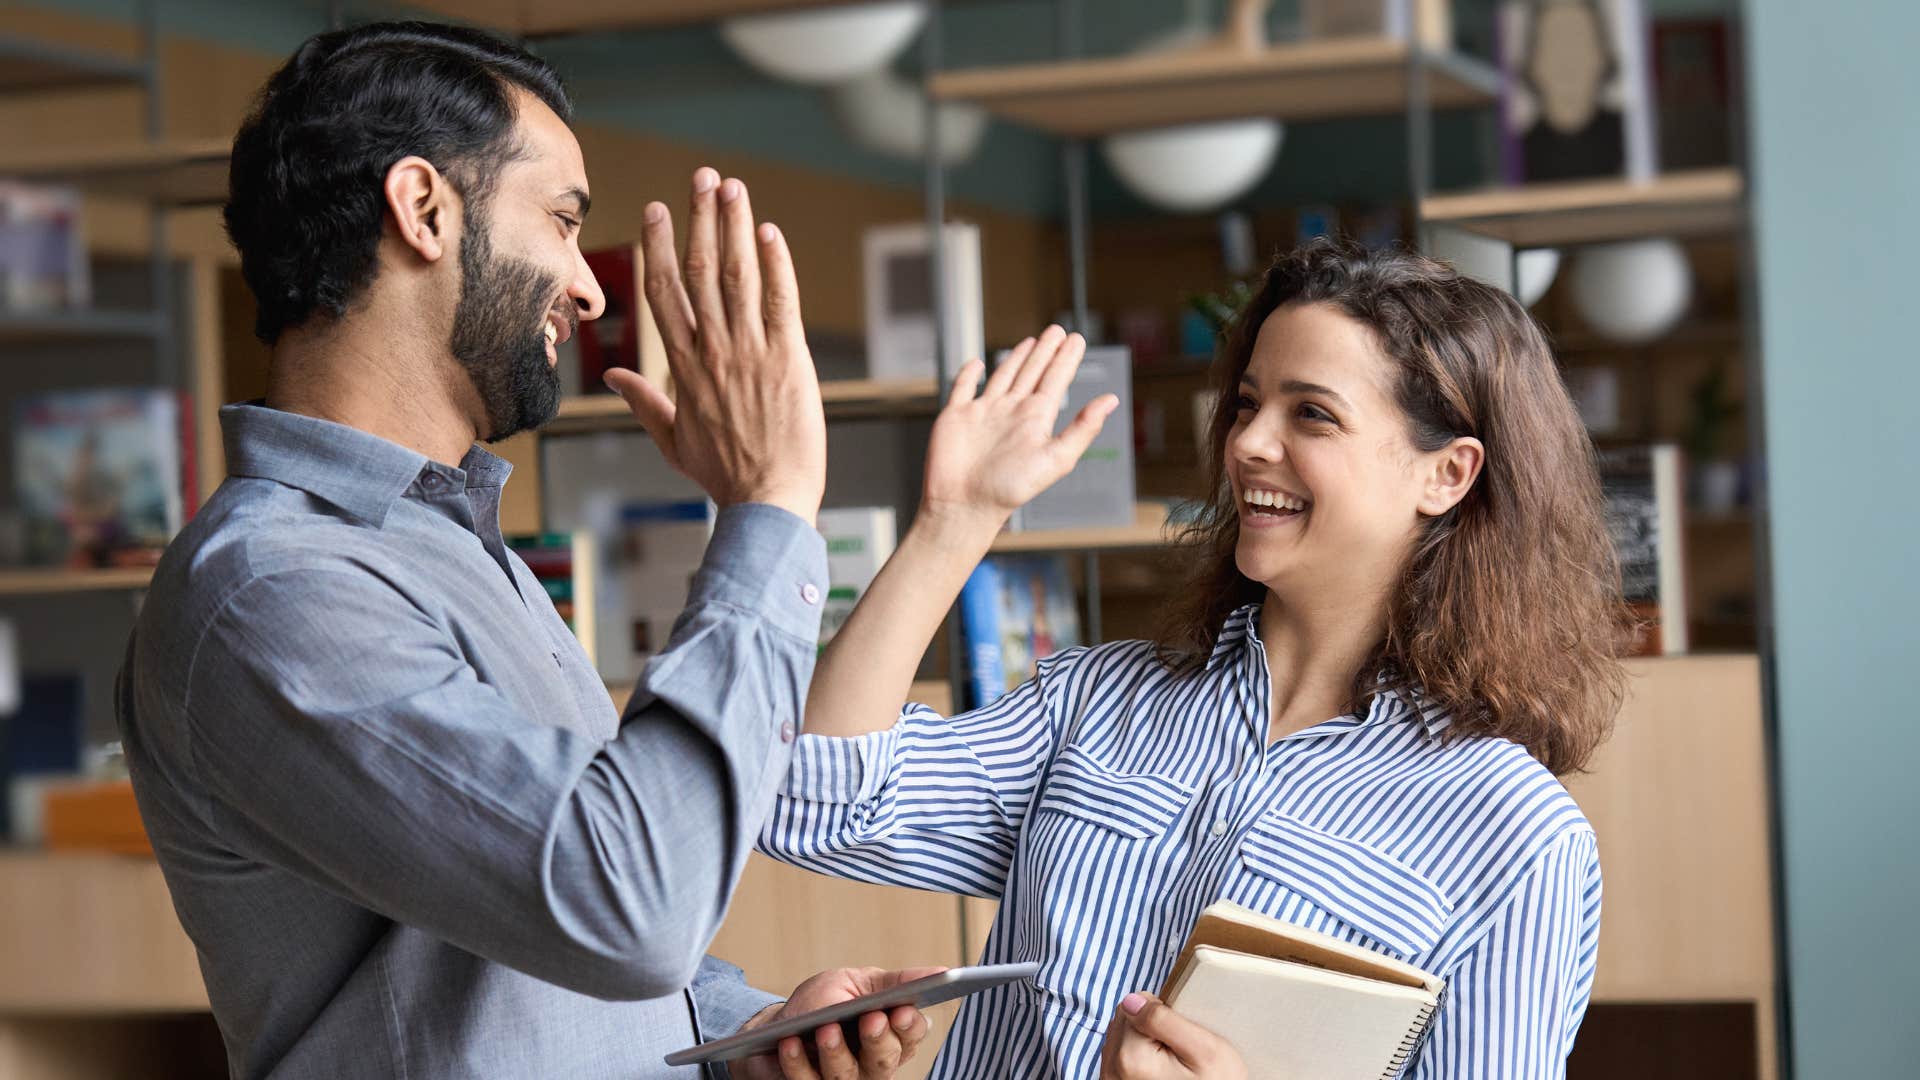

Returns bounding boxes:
[762,240,1626,1078]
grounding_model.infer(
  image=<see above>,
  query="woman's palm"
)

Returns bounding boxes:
[922,328,1117,521]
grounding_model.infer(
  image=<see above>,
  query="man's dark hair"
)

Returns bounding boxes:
[224,21,571,344]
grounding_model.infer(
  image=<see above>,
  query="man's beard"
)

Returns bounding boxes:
[450,208,565,442]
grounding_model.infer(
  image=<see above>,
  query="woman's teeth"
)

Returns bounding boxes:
[1243,488,1307,515]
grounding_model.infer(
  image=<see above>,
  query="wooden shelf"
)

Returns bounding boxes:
[1421,169,1745,248]
[0,138,230,206]
[548,378,943,433]
[0,852,208,1012]
[0,35,146,96]
[0,566,154,597]
[930,38,1500,137]
[404,0,957,35]
[991,501,1172,553]
[0,308,164,343]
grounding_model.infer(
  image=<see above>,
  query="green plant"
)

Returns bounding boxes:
[1186,279,1255,333]
[1685,362,1739,462]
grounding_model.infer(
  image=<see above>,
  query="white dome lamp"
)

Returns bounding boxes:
[829,67,989,166]
[1098,14,1283,215]
[1569,238,1693,344]
[1103,120,1284,214]
[720,2,928,86]
[1515,248,1561,307]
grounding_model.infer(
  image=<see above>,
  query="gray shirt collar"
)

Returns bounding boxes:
[220,402,511,527]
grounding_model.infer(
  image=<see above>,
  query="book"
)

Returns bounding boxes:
[862,222,984,382]
[957,561,1006,710]
[816,507,897,652]
[1159,900,1446,1080]
[507,532,600,668]
[959,555,1082,708]
[1006,345,1135,532]
[12,388,185,567]
[602,500,715,683]
[1598,444,1687,655]
[558,244,668,399]
[0,181,88,310]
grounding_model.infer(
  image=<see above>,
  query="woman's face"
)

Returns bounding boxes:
[1225,302,1457,606]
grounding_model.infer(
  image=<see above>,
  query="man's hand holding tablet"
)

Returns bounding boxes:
[673,963,1044,1077]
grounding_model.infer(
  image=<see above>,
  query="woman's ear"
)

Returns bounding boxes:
[383,155,451,263]
[1417,436,1485,517]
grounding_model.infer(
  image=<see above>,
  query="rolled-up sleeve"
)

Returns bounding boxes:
[182,503,826,1002]
[757,651,1074,900]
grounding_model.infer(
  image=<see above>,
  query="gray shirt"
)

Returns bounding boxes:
[117,403,828,1079]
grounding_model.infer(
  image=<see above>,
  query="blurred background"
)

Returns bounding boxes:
[0,1,1911,1076]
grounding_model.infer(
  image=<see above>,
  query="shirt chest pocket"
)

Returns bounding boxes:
[1232,813,1454,962]
[1032,743,1193,840]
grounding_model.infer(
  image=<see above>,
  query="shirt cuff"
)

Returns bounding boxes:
[782,724,904,804]
[690,503,831,645]
[691,955,784,1078]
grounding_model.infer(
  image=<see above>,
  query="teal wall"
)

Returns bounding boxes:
[1744,0,1920,1075]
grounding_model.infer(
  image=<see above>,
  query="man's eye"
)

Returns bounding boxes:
[556,214,580,230]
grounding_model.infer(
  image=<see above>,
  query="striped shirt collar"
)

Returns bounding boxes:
[1205,601,1452,740]
[221,402,511,527]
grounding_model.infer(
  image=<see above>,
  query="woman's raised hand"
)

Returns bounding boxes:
[919,324,1119,533]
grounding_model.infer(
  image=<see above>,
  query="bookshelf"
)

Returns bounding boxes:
[1420,168,1745,248]
[0,138,231,206]
[546,377,945,432]
[403,0,961,36]
[0,566,154,597]
[0,308,166,343]
[0,34,145,95]
[929,37,1500,136]
[989,501,1172,554]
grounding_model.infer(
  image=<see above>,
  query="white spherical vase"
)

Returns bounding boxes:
[829,67,989,165]
[720,2,928,86]
[1569,238,1694,344]
[1102,119,1283,213]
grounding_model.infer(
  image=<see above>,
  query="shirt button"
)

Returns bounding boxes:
[800,583,821,605]
[1210,819,1229,838]
[779,722,795,743]
[421,473,444,492]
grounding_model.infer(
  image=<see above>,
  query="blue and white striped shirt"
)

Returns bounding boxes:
[762,604,1601,1078]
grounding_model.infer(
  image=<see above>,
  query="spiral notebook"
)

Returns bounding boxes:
[1158,901,1446,1080]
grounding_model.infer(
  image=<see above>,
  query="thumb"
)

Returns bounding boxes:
[604,368,679,464]
[862,966,950,992]
[1118,993,1220,1066]
[1050,393,1118,466]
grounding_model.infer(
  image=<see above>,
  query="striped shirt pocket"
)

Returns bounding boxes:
[1033,744,1194,839]
[1236,813,1455,960]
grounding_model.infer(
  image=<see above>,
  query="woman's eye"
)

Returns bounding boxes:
[1234,395,1258,413]
[1297,403,1333,423]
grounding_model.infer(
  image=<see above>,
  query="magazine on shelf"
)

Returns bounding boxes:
[958,555,1082,708]
[12,388,186,567]
[1006,344,1135,532]
[1599,443,1688,655]
[0,182,88,310]
[816,507,897,652]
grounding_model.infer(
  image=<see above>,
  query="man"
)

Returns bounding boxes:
[117,21,932,1080]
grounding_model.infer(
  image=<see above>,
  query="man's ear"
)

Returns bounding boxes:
[383,155,453,263]
[1416,435,1485,518]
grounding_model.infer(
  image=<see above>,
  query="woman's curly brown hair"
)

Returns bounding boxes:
[1156,239,1630,775]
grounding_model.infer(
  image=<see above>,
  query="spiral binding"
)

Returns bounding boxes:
[1377,984,1447,1079]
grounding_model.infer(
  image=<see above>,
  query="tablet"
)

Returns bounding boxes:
[663,962,1041,1066]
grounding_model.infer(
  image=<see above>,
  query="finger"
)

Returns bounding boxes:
[757,221,805,346]
[603,369,681,467]
[946,358,985,407]
[1011,323,1069,397]
[639,202,698,368]
[683,167,728,352]
[717,177,765,349]
[854,1011,903,1076]
[776,1035,820,1080]
[983,334,1040,398]
[887,1006,929,1063]
[1120,993,1220,1067]
[1050,393,1119,468]
[812,1023,858,1080]
[1033,331,1089,405]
